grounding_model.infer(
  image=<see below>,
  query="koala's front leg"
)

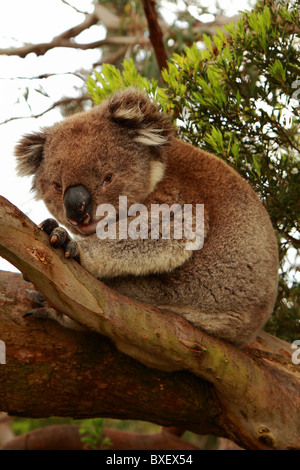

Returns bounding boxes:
[23,218,83,331]
[38,218,80,260]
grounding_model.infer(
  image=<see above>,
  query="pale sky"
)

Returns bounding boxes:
[0,0,252,272]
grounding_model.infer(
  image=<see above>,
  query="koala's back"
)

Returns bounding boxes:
[108,138,279,346]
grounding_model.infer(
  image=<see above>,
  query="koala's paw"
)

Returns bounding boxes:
[24,288,58,321]
[24,289,82,330]
[38,218,80,260]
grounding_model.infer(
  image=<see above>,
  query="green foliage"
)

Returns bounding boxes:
[79,418,112,450]
[11,417,75,436]
[87,59,159,103]
[87,0,299,340]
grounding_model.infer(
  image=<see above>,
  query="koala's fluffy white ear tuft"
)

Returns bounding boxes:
[14,130,47,177]
[108,88,174,147]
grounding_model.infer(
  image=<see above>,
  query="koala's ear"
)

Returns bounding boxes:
[108,88,174,146]
[14,130,47,177]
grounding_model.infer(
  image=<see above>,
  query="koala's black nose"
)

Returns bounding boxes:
[64,184,92,226]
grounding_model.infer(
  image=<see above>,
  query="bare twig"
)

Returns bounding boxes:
[276,227,300,248]
[56,3,121,39]
[0,96,91,125]
[0,71,87,82]
[54,11,100,40]
[60,0,89,15]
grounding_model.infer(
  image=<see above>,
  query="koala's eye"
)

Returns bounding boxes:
[102,173,113,186]
[53,182,62,193]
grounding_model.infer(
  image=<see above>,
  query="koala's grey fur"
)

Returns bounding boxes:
[15,88,279,370]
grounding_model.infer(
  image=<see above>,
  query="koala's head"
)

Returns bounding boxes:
[15,88,174,236]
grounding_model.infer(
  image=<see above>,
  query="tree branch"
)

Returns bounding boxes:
[53,10,100,40]
[60,0,90,16]
[0,270,227,437]
[0,96,91,125]
[0,195,300,450]
[0,71,87,82]
[0,3,145,59]
[0,36,149,59]
[141,0,168,77]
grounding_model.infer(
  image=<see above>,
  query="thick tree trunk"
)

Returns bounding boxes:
[0,196,299,450]
[0,270,224,436]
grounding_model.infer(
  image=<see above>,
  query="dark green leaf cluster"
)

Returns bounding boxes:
[79,418,112,450]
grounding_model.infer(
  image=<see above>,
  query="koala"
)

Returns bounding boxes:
[15,87,279,370]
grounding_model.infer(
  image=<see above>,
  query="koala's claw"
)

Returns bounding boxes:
[38,218,80,261]
[38,218,59,235]
[23,307,57,320]
[65,240,80,259]
[50,227,68,247]
[24,289,57,321]
[26,289,46,305]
